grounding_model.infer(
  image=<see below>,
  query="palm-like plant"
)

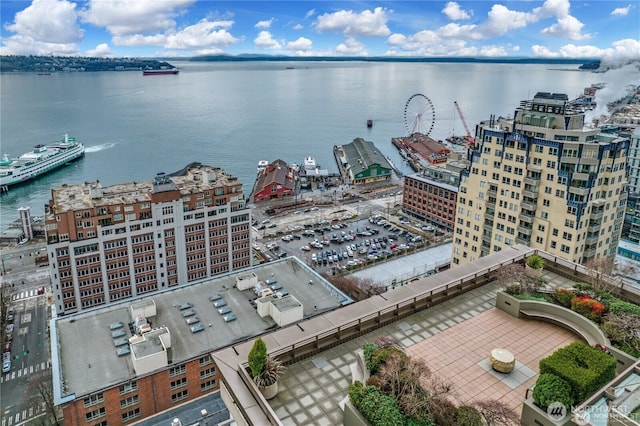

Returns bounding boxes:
[254,355,286,387]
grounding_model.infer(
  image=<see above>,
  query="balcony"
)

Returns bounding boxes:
[590,210,604,220]
[523,176,539,186]
[516,236,530,245]
[483,222,493,233]
[517,225,532,235]
[527,163,543,172]
[521,200,537,211]
[568,186,589,198]
[522,188,538,199]
[520,214,534,224]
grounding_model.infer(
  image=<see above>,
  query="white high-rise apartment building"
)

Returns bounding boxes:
[452,92,629,266]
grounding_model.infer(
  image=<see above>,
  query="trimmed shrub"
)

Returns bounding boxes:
[571,295,606,322]
[348,382,405,426]
[554,288,575,308]
[532,373,574,410]
[457,405,483,426]
[539,342,616,403]
[609,300,640,316]
[407,416,436,426]
[348,380,366,408]
[369,346,406,375]
[363,342,378,371]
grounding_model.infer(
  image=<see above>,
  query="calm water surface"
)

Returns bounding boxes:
[0,61,598,226]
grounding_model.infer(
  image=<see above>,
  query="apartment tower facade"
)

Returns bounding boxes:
[452,92,629,266]
[45,165,251,315]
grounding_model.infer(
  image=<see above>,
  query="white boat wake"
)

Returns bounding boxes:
[85,142,116,153]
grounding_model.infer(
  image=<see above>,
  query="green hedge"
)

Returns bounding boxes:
[539,342,616,403]
[532,373,574,410]
[609,300,640,316]
[348,381,405,426]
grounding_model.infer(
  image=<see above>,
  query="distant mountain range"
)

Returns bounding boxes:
[0,54,600,73]
[190,54,600,67]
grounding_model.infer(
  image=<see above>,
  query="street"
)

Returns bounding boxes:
[1,240,53,426]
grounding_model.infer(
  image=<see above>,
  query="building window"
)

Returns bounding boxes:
[199,355,213,367]
[171,377,188,390]
[119,381,138,395]
[172,390,189,403]
[200,367,216,379]
[83,393,104,408]
[169,364,186,377]
[85,407,106,422]
[122,408,141,423]
[201,379,217,392]
[120,395,139,409]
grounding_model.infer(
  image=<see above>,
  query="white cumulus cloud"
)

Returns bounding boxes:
[611,5,632,16]
[286,37,312,52]
[254,31,281,49]
[315,7,390,37]
[336,37,367,56]
[79,0,194,37]
[540,15,590,40]
[87,43,113,57]
[442,2,471,20]
[255,18,273,29]
[163,19,239,51]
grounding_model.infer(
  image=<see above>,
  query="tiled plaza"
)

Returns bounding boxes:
[270,272,579,425]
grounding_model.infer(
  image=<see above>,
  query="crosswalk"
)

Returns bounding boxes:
[1,402,46,426]
[10,289,42,302]
[0,362,49,384]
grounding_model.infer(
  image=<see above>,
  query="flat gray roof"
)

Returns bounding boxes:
[54,257,351,399]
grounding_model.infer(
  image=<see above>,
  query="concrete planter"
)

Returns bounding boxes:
[525,264,543,277]
[343,400,370,426]
[521,398,573,426]
[260,381,278,400]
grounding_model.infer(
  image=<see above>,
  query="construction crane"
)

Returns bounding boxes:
[453,101,475,146]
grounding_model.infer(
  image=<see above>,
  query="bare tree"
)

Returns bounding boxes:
[582,258,618,293]
[491,262,541,294]
[472,399,520,425]
[27,371,61,426]
[605,312,640,354]
[322,274,384,301]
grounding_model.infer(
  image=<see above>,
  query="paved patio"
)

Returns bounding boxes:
[270,271,579,425]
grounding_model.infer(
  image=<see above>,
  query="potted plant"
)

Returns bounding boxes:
[525,254,544,277]
[247,337,286,399]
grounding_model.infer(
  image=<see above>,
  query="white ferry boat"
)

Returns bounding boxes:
[0,134,85,189]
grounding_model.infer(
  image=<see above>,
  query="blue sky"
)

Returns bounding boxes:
[1,0,638,63]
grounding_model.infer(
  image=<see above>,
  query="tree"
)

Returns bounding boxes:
[248,337,267,378]
[491,262,541,294]
[27,371,61,425]
[472,399,520,425]
[583,257,618,293]
[322,274,384,301]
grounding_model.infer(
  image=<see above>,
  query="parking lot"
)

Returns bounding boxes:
[253,208,440,277]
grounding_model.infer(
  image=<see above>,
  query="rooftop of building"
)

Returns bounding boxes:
[52,257,352,401]
[342,138,391,173]
[47,164,241,214]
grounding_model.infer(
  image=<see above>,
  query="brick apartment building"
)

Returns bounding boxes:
[44,165,251,315]
[402,161,467,231]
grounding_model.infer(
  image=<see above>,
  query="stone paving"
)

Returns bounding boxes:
[270,271,579,425]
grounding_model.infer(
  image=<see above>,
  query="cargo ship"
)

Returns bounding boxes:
[0,134,85,190]
[142,69,179,76]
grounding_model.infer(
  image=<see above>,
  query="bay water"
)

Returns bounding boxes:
[0,61,600,226]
